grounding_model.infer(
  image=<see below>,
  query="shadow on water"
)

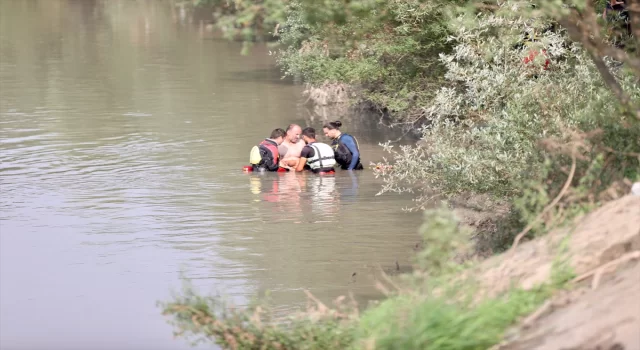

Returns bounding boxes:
[221,67,296,86]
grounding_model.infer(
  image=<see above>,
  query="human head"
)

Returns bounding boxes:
[322,120,342,139]
[285,124,302,143]
[270,128,286,145]
[301,127,316,144]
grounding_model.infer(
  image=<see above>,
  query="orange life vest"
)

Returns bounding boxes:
[259,139,280,166]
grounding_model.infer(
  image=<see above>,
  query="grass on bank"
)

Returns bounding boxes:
[159,207,578,350]
[160,1,638,348]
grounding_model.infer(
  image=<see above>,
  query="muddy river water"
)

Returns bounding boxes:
[0,1,423,349]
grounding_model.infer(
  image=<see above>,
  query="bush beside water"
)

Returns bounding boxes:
[163,0,640,348]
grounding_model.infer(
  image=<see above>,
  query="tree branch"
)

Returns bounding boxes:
[557,5,640,119]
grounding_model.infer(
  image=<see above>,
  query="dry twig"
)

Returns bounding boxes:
[571,250,640,289]
[510,153,577,253]
[304,289,329,314]
[521,300,553,329]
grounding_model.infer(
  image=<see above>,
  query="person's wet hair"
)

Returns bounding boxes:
[301,127,316,139]
[270,128,286,139]
[322,120,342,130]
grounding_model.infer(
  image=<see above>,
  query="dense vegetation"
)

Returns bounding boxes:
[164,0,639,348]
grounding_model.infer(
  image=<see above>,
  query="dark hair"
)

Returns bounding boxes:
[322,120,342,130]
[270,128,286,139]
[301,127,316,139]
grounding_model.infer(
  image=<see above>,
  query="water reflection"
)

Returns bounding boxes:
[248,171,349,223]
[236,170,410,312]
[307,174,339,219]
[342,171,360,200]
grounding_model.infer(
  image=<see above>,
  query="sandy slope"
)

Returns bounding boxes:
[504,263,640,350]
[475,194,640,350]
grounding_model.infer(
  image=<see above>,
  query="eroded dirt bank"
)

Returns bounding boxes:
[474,194,640,350]
[504,262,639,350]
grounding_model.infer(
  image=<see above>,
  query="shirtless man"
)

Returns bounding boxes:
[278,124,306,168]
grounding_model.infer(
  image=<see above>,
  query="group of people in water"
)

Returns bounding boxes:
[249,121,363,174]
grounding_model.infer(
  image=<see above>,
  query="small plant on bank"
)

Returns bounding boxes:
[161,206,579,350]
[159,281,357,350]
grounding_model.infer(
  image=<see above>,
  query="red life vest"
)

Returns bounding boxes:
[523,49,550,70]
[259,139,280,166]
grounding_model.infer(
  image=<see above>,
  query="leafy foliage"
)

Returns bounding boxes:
[373,1,640,204]
[181,0,458,120]
[276,0,458,122]
[354,286,550,350]
[159,282,356,349]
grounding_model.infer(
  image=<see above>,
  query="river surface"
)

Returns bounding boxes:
[0,1,423,349]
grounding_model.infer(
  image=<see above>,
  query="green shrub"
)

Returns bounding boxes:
[373,1,640,204]
[276,0,458,122]
[159,282,356,349]
[354,287,550,350]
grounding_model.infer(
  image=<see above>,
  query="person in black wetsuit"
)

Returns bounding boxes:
[322,120,364,170]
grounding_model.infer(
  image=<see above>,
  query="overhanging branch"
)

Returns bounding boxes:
[556,4,640,119]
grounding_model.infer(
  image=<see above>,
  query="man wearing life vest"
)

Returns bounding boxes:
[295,127,336,174]
[278,124,306,169]
[249,128,286,171]
[322,120,363,170]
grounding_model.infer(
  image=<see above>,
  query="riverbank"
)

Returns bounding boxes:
[159,1,640,348]
[161,193,640,349]
[180,0,639,199]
